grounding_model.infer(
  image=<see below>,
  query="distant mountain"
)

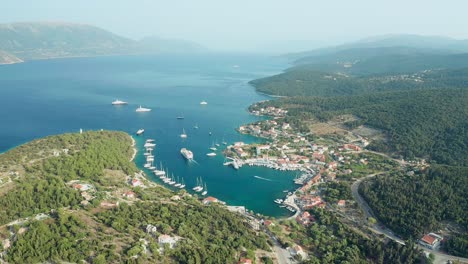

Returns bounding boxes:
[293,49,468,76]
[0,22,207,62]
[0,50,23,64]
[287,34,468,60]
[277,35,468,76]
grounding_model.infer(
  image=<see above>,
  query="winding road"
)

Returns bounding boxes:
[352,173,468,264]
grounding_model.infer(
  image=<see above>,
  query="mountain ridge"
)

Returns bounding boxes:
[0,22,208,63]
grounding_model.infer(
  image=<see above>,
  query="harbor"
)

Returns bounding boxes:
[0,53,295,217]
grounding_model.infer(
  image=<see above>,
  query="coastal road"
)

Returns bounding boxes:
[352,173,468,264]
[264,229,294,264]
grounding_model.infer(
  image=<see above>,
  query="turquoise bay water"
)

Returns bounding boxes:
[0,54,296,217]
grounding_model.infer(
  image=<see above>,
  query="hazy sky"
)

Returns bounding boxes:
[2,0,467,52]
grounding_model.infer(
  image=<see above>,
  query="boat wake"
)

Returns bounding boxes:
[191,159,199,165]
[253,176,274,182]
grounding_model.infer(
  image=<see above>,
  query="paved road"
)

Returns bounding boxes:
[264,229,294,264]
[352,173,468,264]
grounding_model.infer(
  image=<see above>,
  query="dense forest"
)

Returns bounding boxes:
[250,67,468,97]
[294,52,468,76]
[273,208,424,263]
[359,166,468,257]
[0,131,269,263]
[253,88,467,166]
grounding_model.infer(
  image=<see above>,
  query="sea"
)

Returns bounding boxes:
[0,53,297,217]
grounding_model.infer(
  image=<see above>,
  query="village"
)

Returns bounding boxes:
[218,104,441,262]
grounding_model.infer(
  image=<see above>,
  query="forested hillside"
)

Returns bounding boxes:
[0,131,267,263]
[359,166,468,257]
[250,67,468,97]
[254,88,468,166]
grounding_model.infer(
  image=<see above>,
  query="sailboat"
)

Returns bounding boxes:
[149,160,156,170]
[180,128,187,138]
[174,176,182,187]
[168,174,176,185]
[192,177,203,192]
[201,183,208,196]
[154,162,166,176]
[193,123,199,129]
[179,178,185,189]
[144,148,153,156]
[209,142,217,151]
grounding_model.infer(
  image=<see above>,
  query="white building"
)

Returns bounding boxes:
[158,234,177,248]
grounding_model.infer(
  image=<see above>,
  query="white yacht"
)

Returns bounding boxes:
[201,183,208,196]
[136,129,144,135]
[200,101,208,105]
[136,105,151,112]
[144,142,156,148]
[174,176,182,187]
[192,177,203,192]
[154,162,166,176]
[180,128,187,138]
[274,199,283,204]
[206,152,216,157]
[180,148,193,160]
[179,179,185,189]
[168,175,176,185]
[112,99,128,105]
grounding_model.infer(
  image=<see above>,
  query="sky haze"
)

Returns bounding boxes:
[3,0,467,52]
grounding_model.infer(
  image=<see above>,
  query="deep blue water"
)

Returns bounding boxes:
[0,54,296,217]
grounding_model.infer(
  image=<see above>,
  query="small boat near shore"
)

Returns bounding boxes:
[206,152,216,157]
[179,178,185,189]
[144,142,156,148]
[192,177,204,192]
[136,129,144,136]
[274,199,283,204]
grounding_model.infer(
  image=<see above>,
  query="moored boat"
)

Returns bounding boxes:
[180,148,193,160]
